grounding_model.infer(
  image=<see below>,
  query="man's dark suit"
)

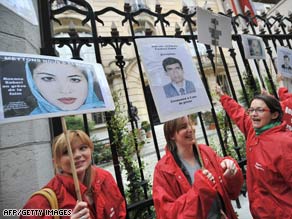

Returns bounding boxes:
[163,80,196,98]
[282,64,292,70]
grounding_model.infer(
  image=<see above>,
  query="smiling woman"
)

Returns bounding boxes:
[21,130,126,219]
[25,61,105,114]
[215,84,292,218]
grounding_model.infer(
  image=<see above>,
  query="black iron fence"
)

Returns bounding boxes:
[38,0,292,218]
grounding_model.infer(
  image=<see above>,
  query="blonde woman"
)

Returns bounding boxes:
[22,130,126,219]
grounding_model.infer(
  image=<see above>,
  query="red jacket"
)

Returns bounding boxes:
[21,166,126,219]
[220,95,292,219]
[278,87,292,131]
[153,144,243,219]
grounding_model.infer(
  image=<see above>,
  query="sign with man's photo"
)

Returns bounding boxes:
[136,37,211,122]
[277,46,292,79]
[0,52,114,124]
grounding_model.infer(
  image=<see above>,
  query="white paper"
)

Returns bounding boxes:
[197,7,232,48]
[136,37,211,122]
[241,34,266,60]
[277,46,292,79]
[0,52,114,124]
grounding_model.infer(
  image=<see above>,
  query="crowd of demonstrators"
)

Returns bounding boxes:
[152,115,243,219]
[216,85,292,219]
[21,130,126,219]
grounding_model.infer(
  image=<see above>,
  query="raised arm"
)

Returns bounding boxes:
[215,85,253,137]
[277,74,292,101]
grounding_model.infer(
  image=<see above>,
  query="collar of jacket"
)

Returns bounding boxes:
[55,166,104,198]
[255,121,281,135]
[255,121,286,136]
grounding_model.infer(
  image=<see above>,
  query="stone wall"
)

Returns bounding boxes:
[0,1,53,218]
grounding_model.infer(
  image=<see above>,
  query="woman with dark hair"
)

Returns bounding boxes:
[216,85,292,218]
[152,116,243,219]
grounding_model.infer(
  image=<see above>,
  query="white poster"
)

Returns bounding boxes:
[242,34,266,60]
[277,46,292,79]
[197,7,232,48]
[0,52,114,124]
[136,38,211,122]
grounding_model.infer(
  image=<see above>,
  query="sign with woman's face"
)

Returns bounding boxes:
[0,52,114,124]
[32,63,89,111]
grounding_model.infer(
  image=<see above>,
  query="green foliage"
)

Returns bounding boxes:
[202,111,214,126]
[107,90,154,218]
[141,121,151,132]
[264,76,276,95]
[65,116,95,131]
[238,71,261,108]
[209,109,246,160]
[92,137,112,164]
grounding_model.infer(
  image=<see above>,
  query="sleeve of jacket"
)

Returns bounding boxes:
[278,87,292,101]
[103,172,127,219]
[153,166,217,219]
[202,145,243,200]
[219,156,244,200]
[220,95,253,138]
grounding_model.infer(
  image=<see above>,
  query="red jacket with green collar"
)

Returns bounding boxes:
[153,144,243,219]
[220,94,292,219]
[278,87,292,131]
[21,166,126,219]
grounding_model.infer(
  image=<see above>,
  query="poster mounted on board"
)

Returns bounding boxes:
[241,34,266,60]
[277,46,292,79]
[136,37,211,122]
[197,7,232,48]
[0,52,114,124]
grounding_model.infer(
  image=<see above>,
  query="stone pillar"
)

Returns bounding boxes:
[0,1,53,218]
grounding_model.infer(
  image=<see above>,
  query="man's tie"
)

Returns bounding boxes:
[179,88,185,95]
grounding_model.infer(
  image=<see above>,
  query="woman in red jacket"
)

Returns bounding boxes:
[22,130,126,219]
[216,85,292,219]
[152,115,243,219]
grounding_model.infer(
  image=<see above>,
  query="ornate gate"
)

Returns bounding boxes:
[38,0,292,218]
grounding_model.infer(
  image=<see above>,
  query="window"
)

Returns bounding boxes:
[92,112,106,125]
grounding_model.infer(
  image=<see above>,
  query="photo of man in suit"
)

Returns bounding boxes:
[162,57,196,98]
[281,55,292,71]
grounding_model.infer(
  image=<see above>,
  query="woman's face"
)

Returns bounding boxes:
[249,99,278,128]
[59,137,92,181]
[33,63,88,110]
[251,40,261,56]
[172,116,195,146]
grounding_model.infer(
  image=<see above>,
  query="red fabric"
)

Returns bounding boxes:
[21,166,126,219]
[278,87,292,131]
[229,0,257,24]
[239,0,255,16]
[220,95,292,219]
[153,144,243,219]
